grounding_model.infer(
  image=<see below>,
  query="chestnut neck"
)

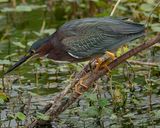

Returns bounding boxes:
[37,39,53,57]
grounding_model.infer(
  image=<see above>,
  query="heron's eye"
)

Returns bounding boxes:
[31,49,36,54]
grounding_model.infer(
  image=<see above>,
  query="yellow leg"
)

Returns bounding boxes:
[94,51,116,72]
[95,58,103,72]
[75,83,82,95]
[101,63,111,72]
[74,75,88,95]
[79,79,88,89]
[105,51,116,60]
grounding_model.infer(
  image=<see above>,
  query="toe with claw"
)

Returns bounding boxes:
[74,76,88,95]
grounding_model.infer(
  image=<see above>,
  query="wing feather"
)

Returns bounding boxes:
[59,17,145,59]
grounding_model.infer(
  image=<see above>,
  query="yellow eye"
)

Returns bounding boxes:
[31,49,36,54]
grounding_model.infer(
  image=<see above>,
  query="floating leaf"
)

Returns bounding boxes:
[85,106,99,117]
[143,12,158,18]
[154,110,160,118]
[151,23,160,32]
[1,4,46,12]
[98,98,108,107]
[42,28,56,35]
[0,15,6,31]
[15,112,26,121]
[7,114,15,120]
[12,41,25,48]
[91,0,99,2]
[101,107,112,116]
[0,99,4,104]
[1,7,18,12]
[110,114,117,120]
[0,0,8,2]
[0,92,9,102]
[5,53,18,59]
[0,59,11,65]
[123,113,135,118]
[32,31,42,37]
[140,4,153,12]
[16,5,32,12]
[84,93,97,102]
[117,5,128,11]
[36,112,49,121]
[67,0,75,2]
[29,5,46,10]
[27,40,35,46]
[145,0,155,4]
[0,84,3,89]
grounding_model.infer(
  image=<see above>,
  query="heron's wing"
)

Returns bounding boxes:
[60,18,145,59]
[60,17,144,35]
[62,33,121,59]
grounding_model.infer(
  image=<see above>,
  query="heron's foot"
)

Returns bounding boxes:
[94,51,116,72]
[95,58,112,72]
[105,51,116,60]
[75,77,88,95]
[100,51,117,72]
[101,63,111,72]
[95,58,103,72]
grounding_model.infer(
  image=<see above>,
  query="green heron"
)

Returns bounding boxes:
[5,17,145,94]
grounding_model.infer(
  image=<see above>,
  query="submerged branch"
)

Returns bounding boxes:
[128,60,159,67]
[27,33,160,128]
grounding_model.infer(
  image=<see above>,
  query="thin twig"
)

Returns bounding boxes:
[128,60,159,67]
[110,0,121,16]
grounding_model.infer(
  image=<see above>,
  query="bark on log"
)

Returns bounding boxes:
[27,33,160,128]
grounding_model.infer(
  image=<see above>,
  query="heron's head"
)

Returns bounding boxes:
[4,37,52,75]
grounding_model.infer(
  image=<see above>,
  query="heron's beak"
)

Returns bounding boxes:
[4,53,34,75]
